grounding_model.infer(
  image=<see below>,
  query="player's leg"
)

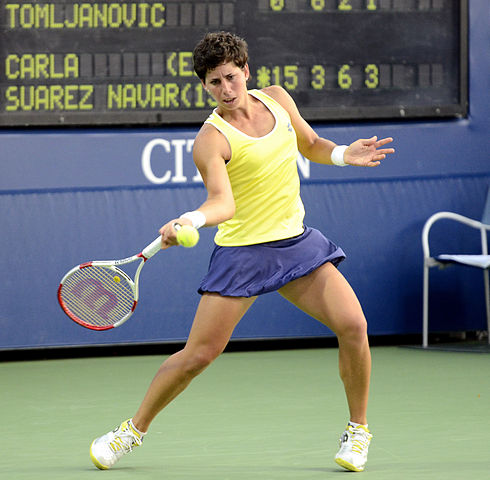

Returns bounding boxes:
[278,262,370,422]
[132,293,257,431]
[278,262,372,471]
[90,292,256,470]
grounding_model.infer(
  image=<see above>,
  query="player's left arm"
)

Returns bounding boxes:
[263,85,394,167]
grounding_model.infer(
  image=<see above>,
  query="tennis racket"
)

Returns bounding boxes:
[58,224,189,331]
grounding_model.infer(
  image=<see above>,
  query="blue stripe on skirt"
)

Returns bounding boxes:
[198,226,345,297]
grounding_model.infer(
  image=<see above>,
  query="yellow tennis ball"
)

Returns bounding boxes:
[113,276,121,283]
[177,225,200,248]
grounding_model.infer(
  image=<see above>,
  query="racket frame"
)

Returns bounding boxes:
[58,236,162,330]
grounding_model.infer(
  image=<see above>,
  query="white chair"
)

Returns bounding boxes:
[422,188,490,348]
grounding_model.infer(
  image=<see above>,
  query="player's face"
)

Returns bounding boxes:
[203,62,249,111]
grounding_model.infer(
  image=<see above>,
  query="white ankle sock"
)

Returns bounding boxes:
[348,421,368,429]
[129,419,147,436]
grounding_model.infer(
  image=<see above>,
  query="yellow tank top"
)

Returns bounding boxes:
[205,89,305,246]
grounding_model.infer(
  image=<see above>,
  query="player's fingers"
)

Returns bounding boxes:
[377,148,395,155]
[361,135,377,146]
[159,221,180,246]
[160,235,179,249]
[159,219,178,235]
[159,241,172,250]
[375,137,394,147]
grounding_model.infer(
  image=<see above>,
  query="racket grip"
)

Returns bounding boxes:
[142,236,162,259]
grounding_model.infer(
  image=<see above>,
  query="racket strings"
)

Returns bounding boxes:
[60,266,135,328]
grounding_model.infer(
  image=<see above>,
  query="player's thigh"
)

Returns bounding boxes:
[278,262,365,336]
[185,293,256,356]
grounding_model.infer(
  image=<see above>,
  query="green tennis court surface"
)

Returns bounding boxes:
[1,346,488,479]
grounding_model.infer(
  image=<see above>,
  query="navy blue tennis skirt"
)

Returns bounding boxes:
[198,226,345,297]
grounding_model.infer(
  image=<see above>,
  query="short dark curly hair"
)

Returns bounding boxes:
[193,31,248,81]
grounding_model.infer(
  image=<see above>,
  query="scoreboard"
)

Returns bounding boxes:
[0,0,467,126]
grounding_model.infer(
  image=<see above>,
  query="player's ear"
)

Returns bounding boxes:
[200,79,209,93]
[243,63,250,82]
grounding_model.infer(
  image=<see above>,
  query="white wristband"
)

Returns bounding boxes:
[180,211,206,229]
[331,145,348,167]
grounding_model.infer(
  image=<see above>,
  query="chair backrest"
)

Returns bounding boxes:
[482,186,490,225]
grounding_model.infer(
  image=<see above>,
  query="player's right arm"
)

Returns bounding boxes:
[191,123,235,226]
[158,124,235,247]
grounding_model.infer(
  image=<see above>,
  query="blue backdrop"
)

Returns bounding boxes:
[1,0,489,350]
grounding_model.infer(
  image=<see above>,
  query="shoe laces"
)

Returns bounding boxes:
[109,423,143,455]
[349,426,371,455]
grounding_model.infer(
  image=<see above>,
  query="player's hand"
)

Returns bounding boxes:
[158,218,192,249]
[345,136,395,167]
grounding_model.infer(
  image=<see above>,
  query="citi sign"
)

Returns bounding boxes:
[141,137,311,185]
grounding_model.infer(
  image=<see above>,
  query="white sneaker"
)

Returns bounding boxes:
[90,419,144,470]
[335,423,372,472]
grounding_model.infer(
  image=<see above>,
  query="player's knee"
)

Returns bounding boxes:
[336,313,368,342]
[182,346,220,376]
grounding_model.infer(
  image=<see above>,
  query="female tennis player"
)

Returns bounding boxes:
[90,31,394,473]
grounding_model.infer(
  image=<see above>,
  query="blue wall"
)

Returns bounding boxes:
[1,0,489,350]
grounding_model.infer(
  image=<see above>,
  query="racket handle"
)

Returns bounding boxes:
[142,224,184,259]
[142,236,162,259]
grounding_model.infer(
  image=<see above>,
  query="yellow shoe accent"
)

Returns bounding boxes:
[335,456,364,472]
[335,423,372,472]
[90,440,109,470]
[90,418,144,470]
